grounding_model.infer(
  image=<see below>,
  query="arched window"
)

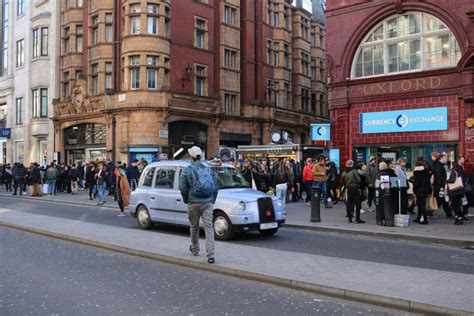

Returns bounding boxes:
[352,12,461,78]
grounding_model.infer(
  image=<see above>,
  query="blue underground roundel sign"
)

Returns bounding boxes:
[396,114,409,128]
[311,124,330,141]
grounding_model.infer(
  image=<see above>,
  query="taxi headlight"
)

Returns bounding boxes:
[238,201,246,211]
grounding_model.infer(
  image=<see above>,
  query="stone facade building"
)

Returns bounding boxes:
[0,0,59,165]
[54,0,328,164]
[326,0,474,172]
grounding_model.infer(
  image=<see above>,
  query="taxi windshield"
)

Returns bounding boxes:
[211,166,250,189]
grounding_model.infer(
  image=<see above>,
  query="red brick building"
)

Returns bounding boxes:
[326,0,474,172]
[53,0,328,164]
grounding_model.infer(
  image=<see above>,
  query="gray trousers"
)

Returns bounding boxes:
[188,203,215,258]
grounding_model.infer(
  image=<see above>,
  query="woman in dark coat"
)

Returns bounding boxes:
[447,162,465,225]
[30,163,43,196]
[12,163,26,196]
[327,162,338,204]
[114,166,131,217]
[413,161,432,224]
[85,164,96,200]
[4,164,13,192]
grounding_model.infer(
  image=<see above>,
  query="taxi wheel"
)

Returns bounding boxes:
[213,212,234,241]
[137,205,153,229]
[259,228,278,237]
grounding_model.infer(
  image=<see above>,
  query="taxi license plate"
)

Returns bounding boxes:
[260,222,278,230]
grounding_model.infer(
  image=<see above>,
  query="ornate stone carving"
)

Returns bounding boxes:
[326,54,334,84]
[54,78,105,118]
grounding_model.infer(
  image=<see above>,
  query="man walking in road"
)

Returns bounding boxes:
[179,146,218,264]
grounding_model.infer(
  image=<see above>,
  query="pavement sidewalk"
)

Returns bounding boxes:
[284,201,474,247]
[1,190,472,247]
[0,206,473,315]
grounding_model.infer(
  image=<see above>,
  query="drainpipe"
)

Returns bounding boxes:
[113,0,121,91]
[255,0,263,145]
[112,116,116,162]
[254,0,258,100]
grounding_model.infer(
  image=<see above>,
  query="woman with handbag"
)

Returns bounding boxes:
[413,161,432,225]
[447,162,465,225]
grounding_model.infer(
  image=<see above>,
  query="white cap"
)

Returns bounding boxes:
[188,146,203,159]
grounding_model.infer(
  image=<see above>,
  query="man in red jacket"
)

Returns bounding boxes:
[302,158,314,204]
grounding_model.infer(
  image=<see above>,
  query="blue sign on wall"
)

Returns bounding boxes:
[311,123,331,141]
[359,107,448,134]
[329,149,340,172]
[0,128,11,139]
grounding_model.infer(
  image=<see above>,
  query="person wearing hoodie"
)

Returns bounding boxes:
[45,164,58,195]
[341,160,364,223]
[302,158,314,204]
[413,160,432,225]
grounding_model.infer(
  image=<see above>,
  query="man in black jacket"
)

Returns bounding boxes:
[30,163,43,196]
[12,163,26,196]
[457,156,471,217]
[433,154,453,218]
[341,160,364,224]
[126,159,140,191]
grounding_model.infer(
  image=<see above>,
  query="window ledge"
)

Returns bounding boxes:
[32,56,49,62]
[35,0,49,7]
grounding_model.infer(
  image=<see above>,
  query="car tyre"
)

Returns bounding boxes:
[213,211,234,241]
[259,228,278,237]
[137,205,153,229]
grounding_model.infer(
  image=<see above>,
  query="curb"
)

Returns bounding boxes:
[0,193,120,211]
[284,223,474,248]
[2,193,473,248]
[1,221,472,316]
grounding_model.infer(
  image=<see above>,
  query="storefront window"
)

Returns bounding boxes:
[360,143,457,171]
[15,141,24,164]
[352,12,461,78]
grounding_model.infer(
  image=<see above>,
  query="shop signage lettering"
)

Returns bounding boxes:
[363,76,441,95]
[360,107,448,134]
[0,128,11,139]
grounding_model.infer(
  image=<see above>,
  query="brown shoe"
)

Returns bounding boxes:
[325,204,332,208]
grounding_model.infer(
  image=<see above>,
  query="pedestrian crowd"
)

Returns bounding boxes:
[0,158,149,217]
[1,152,472,226]
[224,153,472,226]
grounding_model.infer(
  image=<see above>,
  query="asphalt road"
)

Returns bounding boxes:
[0,226,412,316]
[1,195,473,275]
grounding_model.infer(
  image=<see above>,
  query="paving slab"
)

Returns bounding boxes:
[1,207,473,315]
